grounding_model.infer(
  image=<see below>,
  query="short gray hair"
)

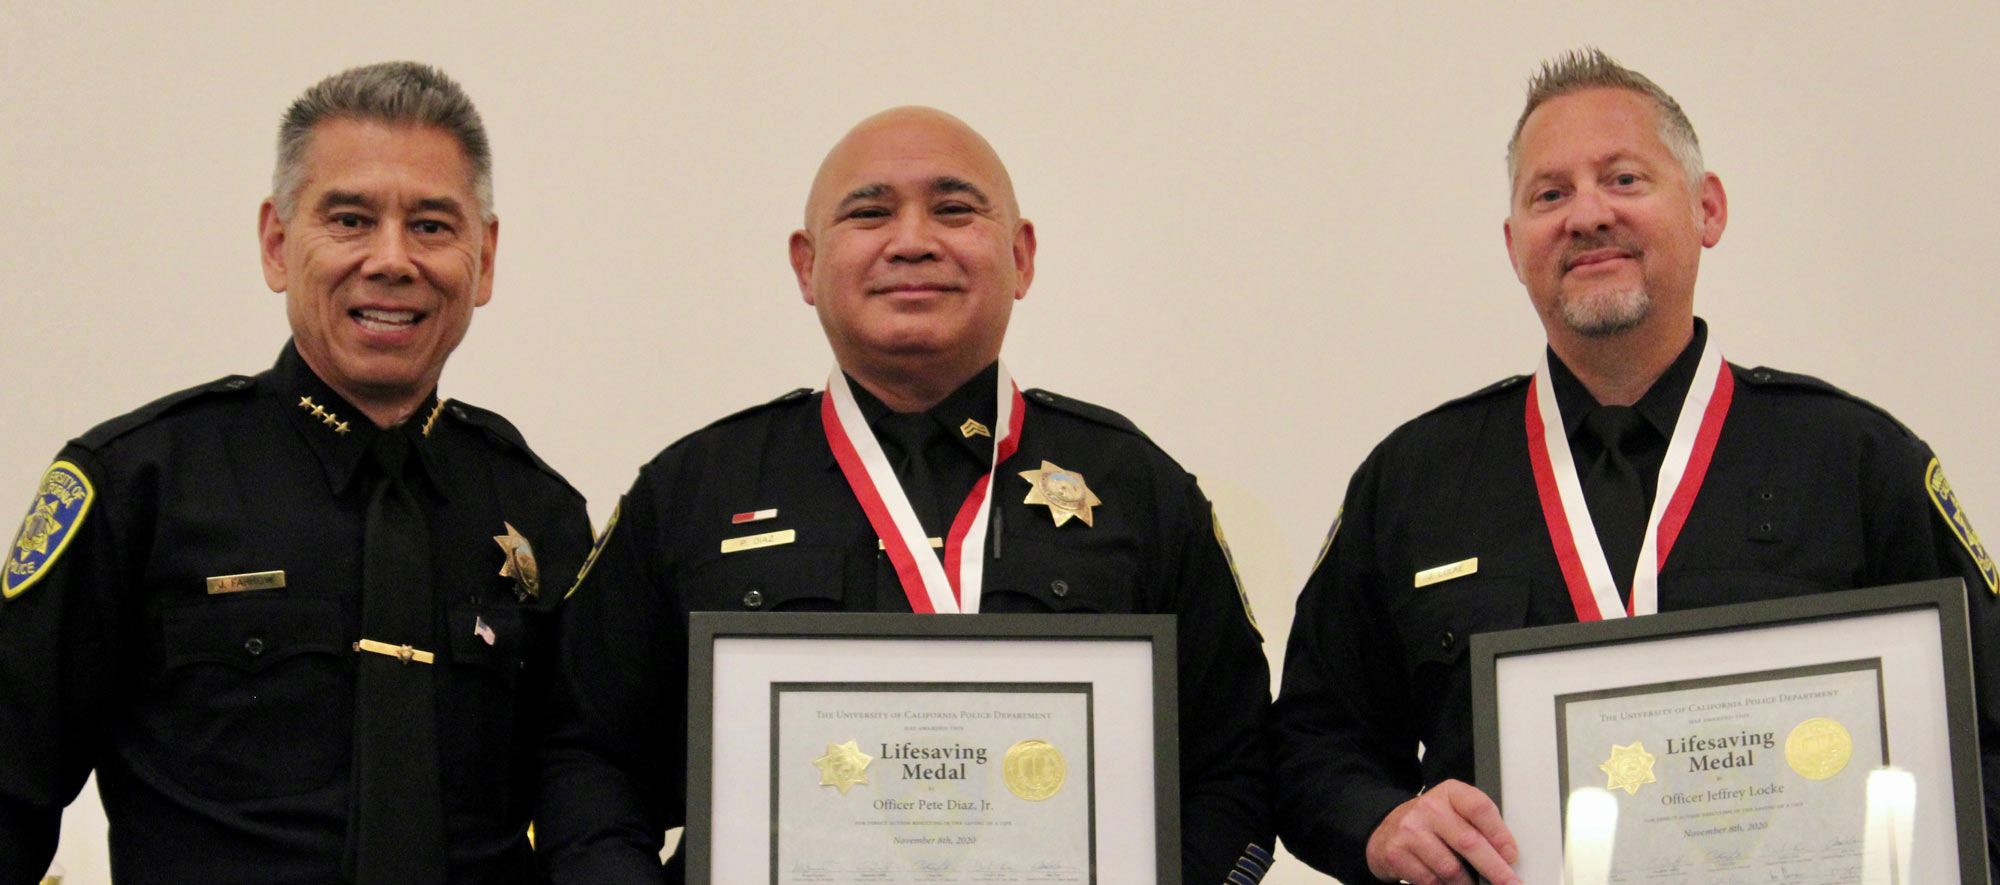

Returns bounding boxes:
[271,61,493,221]
[1505,48,1704,193]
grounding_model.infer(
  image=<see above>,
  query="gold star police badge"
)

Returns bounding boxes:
[1600,741,1658,795]
[1020,461,1101,527]
[813,740,873,795]
[493,522,540,601]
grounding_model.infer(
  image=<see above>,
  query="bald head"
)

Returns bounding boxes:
[787,106,1037,411]
[802,106,1021,230]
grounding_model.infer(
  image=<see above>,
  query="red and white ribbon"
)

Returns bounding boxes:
[1525,338,1734,620]
[823,364,1024,614]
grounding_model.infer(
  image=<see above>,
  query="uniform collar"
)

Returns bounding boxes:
[839,362,999,465]
[272,342,451,499]
[1548,317,1708,443]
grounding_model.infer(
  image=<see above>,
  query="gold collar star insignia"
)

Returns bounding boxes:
[959,418,991,439]
[813,740,873,795]
[493,521,541,601]
[1020,460,1102,527]
[1600,741,1658,795]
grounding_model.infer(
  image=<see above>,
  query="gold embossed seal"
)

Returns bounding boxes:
[1003,739,1067,801]
[1784,717,1853,780]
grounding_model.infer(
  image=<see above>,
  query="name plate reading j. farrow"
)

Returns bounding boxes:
[771,682,1095,884]
[1555,659,1887,881]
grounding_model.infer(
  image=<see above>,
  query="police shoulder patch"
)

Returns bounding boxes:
[1210,508,1260,640]
[5,461,95,600]
[1311,508,1343,576]
[1926,458,1998,594]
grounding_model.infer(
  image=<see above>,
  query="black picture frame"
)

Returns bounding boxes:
[687,612,1181,884]
[1471,578,1986,884]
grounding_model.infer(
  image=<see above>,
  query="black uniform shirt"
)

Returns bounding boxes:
[0,343,591,884]
[540,370,1274,884]
[1270,320,2000,883]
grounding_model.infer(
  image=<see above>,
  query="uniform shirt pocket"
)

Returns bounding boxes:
[441,602,531,818]
[685,545,848,612]
[982,539,1139,613]
[1392,575,1532,679]
[154,594,348,800]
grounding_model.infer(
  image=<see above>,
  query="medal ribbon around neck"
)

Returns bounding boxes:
[823,364,1025,614]
[1525,337,1734,620]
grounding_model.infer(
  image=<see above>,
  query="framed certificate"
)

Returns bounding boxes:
[1472,579,1987,884]
[687,612,1180,884]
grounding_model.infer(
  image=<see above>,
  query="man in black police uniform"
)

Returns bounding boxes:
[0,62,590,883]
[1272,49,2000,885]
[538,106,1274,883]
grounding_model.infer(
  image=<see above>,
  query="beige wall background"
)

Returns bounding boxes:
[6,2,1996,882]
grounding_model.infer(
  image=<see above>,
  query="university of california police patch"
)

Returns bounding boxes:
[1927,458,1998,594]
[5,461,94,600]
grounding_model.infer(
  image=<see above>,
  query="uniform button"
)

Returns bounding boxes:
[1438,631,1456,651]
[451,405,468,419]
[224,378,248,390]
[244,637,265,656]
[743,588,764,609]
[1760,522,1774,533]
[1050,579,1069,598]
[1752,370,1771,382]
[1759,490,1775,501]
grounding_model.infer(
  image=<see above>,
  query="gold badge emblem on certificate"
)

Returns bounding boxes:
[493,522,540,600]
[1019,461,1101,527]
[813,740,873,795]
[1599,741,1659,795]
[1002,739,1066,801]
[1784,717,1853,780]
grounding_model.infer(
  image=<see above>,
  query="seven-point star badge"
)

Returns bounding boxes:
[1599,741,1659,795]
[493,522,540,600]
[1019,461,1102,527]
[813,740,874,795]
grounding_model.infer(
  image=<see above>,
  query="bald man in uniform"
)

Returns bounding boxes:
[538,107,1275,884]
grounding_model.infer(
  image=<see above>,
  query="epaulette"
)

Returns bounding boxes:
[439,399,585,500]
[1733,365,1911,434]
[76,374,258,449]
[1428,373,1529,414]
[700,387,816,431]
[1022,389,1150,442]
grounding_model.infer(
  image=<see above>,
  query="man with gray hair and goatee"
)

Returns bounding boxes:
[1272,48,2000,884]
[0,61,590,882]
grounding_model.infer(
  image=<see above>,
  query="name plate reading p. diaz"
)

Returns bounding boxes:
[772,683,1093,884]
[1556,659,1887,881]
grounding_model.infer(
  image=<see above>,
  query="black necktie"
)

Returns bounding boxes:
[350,430,447,882]
[1582,405,1651,603]
[878,413,945,538]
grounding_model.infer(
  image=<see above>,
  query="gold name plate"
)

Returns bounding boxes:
[207,570,286,594]
[721,529,796,555]
[1414,557,1478,588]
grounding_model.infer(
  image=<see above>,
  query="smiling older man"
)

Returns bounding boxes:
[0,62,589,883]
